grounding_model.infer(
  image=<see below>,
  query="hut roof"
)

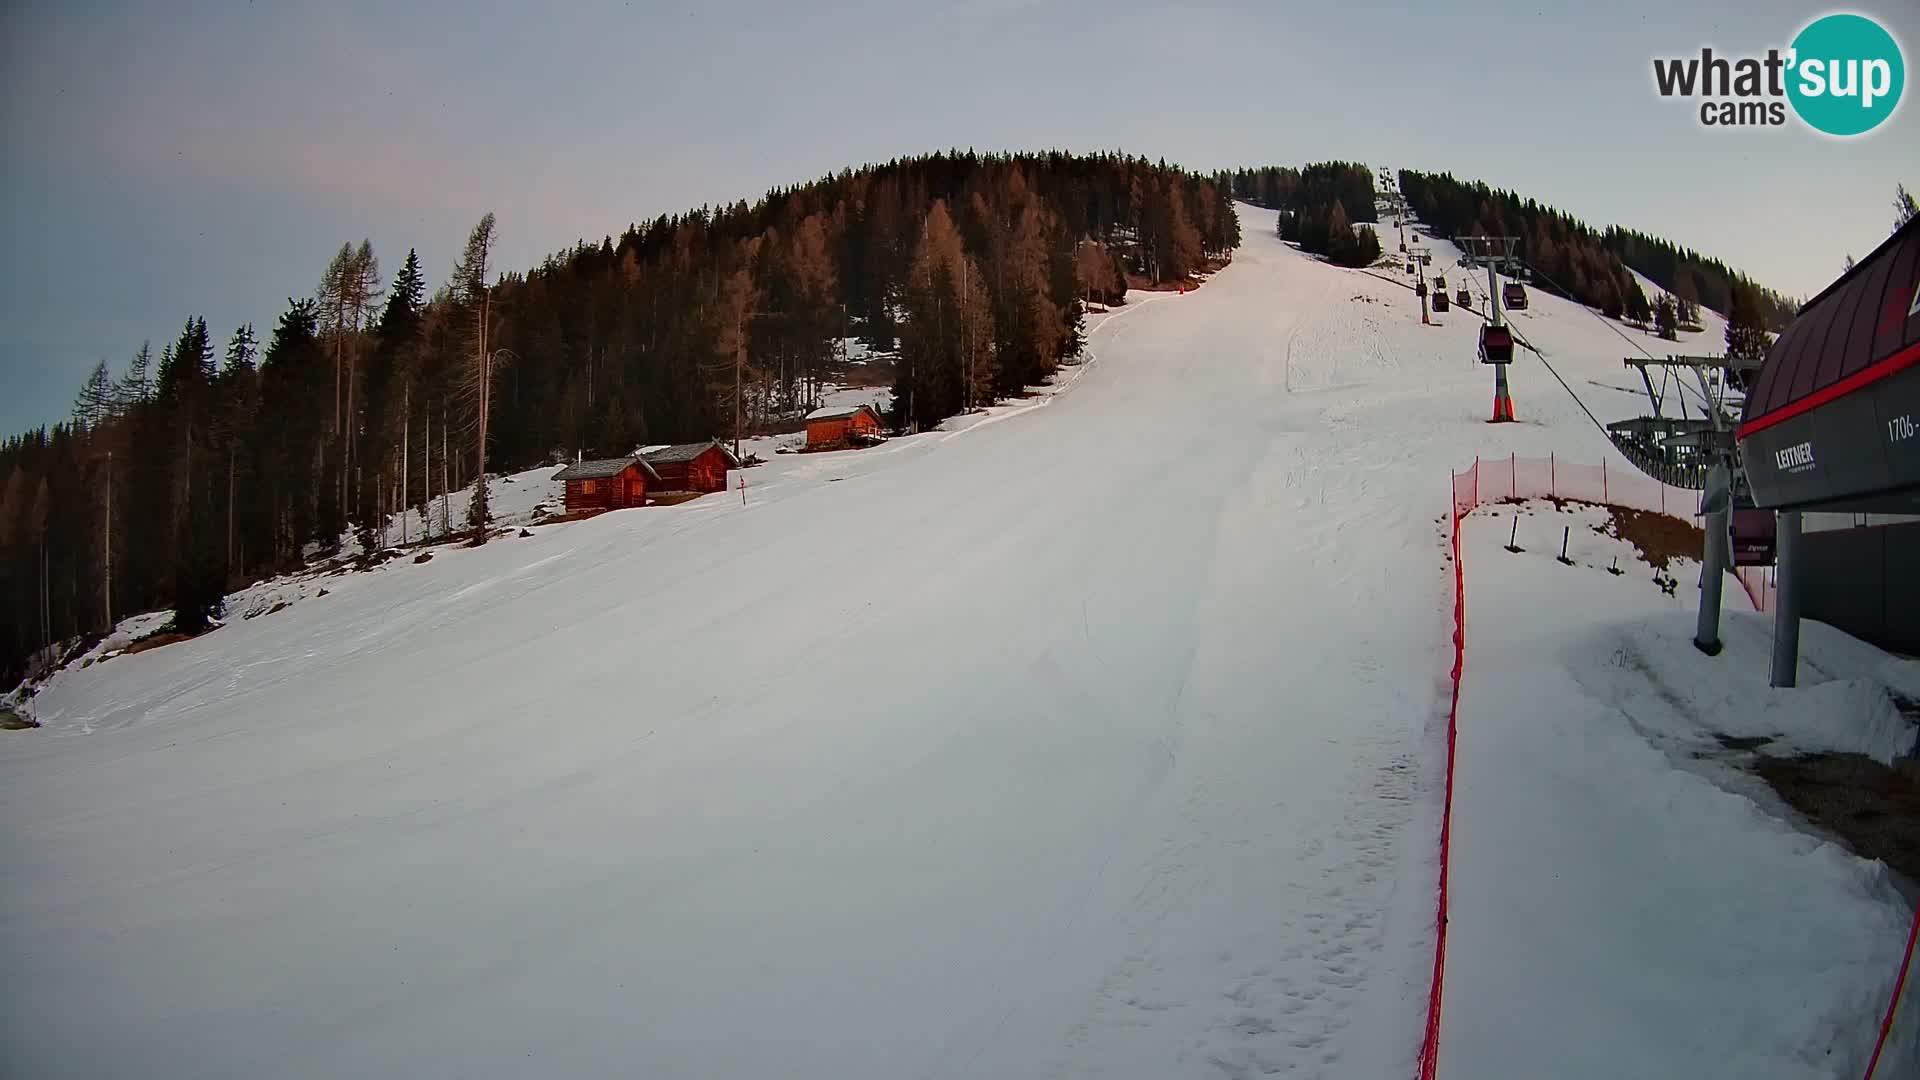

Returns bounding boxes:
[805,404,879,422]
[551,456,657,482]
[643,441,739,466]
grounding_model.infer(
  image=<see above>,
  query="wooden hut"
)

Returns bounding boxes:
[805,404,885,450]
[642,441,738,493]
[551,456,658,513]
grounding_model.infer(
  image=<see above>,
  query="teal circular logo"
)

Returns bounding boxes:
[1787,13,1904,136]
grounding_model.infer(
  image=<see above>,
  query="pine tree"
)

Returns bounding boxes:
[117,342,153,407]
[1350,224,1382,268]
[154,318,223,633]
[1895,183,1917,232]
[216,325,261,582]
[1623,278,1652,324]
[895,201,995,429]
[1653,293,1678,339]
[705,249,760,459]
[225,323,258,373]
[1073,239,1123,306]
[1724,284,1772,368]
[1672,276,1700,328]
[1163,183,1202,282]
[1325,201,1356,265]
[993,200,1066,395]
[452,215,499,542]
[257,299,327,568]
[785,215,839,409]
[354,251,426,554]
[72,360,116,429]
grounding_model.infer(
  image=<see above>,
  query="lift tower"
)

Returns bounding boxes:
[1457,235,1520,422]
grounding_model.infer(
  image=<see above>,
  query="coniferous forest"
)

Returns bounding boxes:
[0,151,1239,685]
[1395,170,1799,329]
[1217,163,1384,267]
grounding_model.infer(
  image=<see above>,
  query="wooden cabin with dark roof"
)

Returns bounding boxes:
[641,441,739,494]
[551,456,659,513]
[805,404,885,450]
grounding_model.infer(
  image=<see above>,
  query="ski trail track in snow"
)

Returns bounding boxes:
[5,204,1691,1079]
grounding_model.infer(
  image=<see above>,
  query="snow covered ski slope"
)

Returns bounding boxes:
[1,203,1770,1078]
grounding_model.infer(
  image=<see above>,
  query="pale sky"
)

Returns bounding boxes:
[2,0,1916,434]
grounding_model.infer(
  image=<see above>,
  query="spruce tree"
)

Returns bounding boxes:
[451,214,498,543]
[258,299,327,568]
[216,325,261,582]
[153,318,224,632]
[118,342,153,407]
[73,361,116,429]
[354,251,426,554]
[1623,279,1652,325]
[1724,283,1772,368]
[1654,294,1677,339]
[1325,201,1356,265]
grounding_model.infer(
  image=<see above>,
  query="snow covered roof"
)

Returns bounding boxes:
[642,441,739,466]
[806,404,878,422]
[551,456,656,481]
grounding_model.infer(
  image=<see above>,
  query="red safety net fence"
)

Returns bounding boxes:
[1449,453,1775,614]
[1437,454,1913,1079]
[1452,452,1699,518]
[1425,454,1739,1078]
[1419,466,1469,1080]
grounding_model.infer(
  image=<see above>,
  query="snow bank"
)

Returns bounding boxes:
[1569,614,1918,766]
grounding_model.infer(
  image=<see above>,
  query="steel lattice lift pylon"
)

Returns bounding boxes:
[1607,353,1744,491]
[1606,350,1766,655]
[1456,235,1521,422]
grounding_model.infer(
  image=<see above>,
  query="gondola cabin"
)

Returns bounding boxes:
[1478,323,1514,365]
[1434,274,1447,290]
[1729,509,1776,567]
[1502,282,1528,310]
[1454,286,1471,306]
[551,456,658,513]
[641,441,738,493]
[1431,290,1450,312]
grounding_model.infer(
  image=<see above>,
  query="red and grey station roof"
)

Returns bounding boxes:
[1737,217,1920,513]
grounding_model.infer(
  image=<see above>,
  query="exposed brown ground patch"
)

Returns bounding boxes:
[1601,505,1704,572]
[122,629,205,657]
[1755,753,1920,885]
[1494,496,1704,572]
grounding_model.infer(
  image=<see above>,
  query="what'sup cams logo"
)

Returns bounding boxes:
[1652,12,1904,136]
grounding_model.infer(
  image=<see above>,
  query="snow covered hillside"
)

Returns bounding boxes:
[2,203,1905,1079]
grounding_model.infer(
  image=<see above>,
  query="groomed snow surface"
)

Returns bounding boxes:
[4,204,1914,1078]
[1447,501,1919,1079]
